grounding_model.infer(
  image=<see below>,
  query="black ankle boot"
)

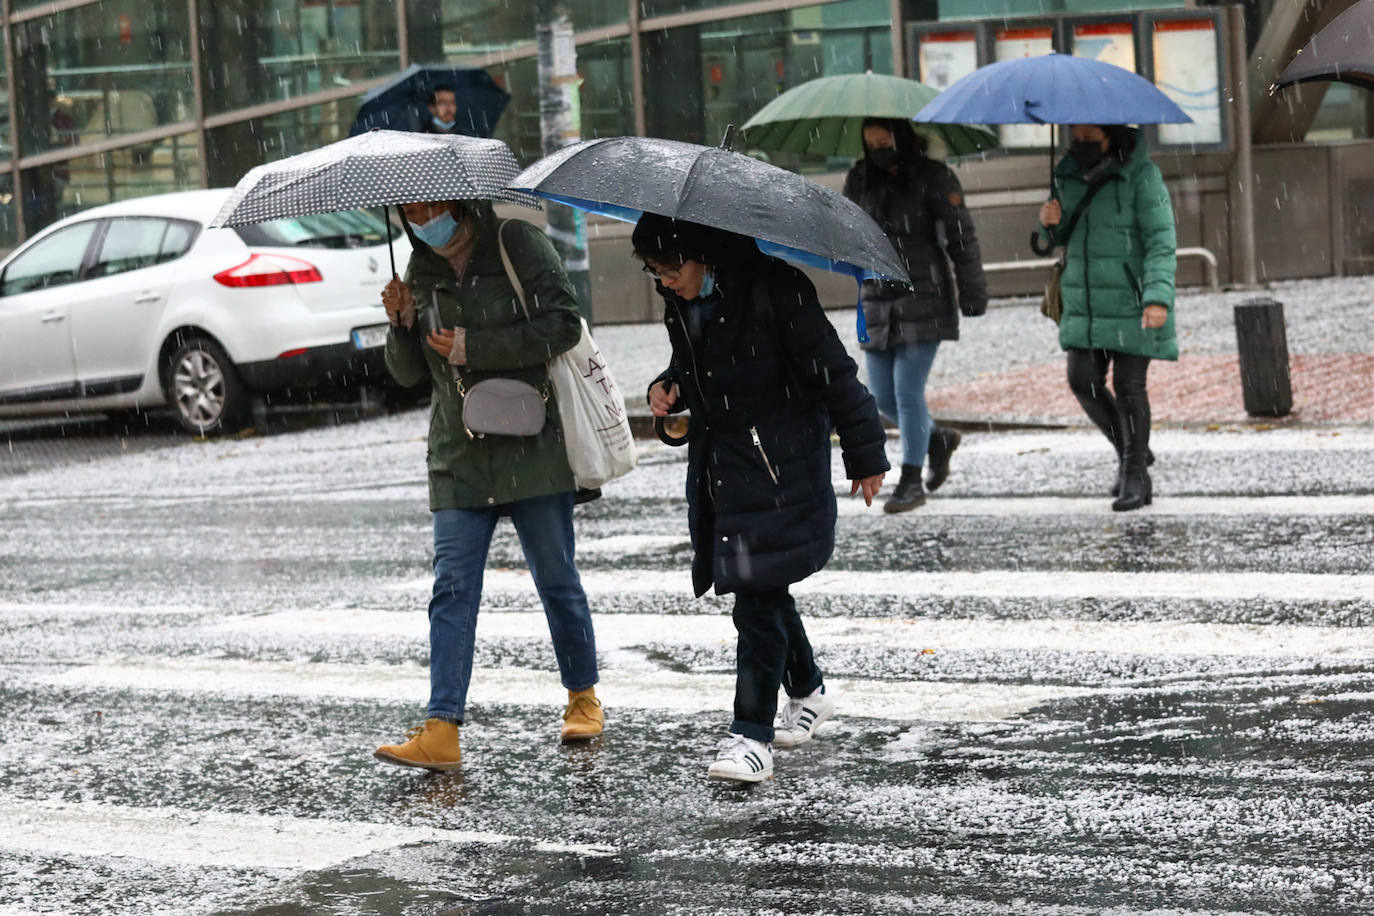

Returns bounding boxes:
[884,464,927,514]
[1112,464,1153,511]
[925,427,962,492]
[1109,448,1155,498]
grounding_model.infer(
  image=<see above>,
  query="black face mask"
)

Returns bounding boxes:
[1070,139,1107,172]
[868,146,900,170]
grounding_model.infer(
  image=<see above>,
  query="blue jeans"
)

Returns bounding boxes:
[428,492,597,723]
[866,340,941,467]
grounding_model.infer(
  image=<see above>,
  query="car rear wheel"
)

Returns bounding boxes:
[163,336,250,435]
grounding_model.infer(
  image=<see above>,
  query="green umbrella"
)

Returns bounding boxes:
[740,71,999,160]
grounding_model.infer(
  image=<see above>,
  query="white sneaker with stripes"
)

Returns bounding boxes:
[772,684,835,749]
[706,734,773,783]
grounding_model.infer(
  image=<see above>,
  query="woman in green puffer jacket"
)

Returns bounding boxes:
[1038,125,1178,511]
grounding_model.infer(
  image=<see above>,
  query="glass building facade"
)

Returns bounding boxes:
[0,0,1365,252]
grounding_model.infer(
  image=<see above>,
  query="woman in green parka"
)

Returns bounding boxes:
[372,198,604,772]
[1038,125,1178,511]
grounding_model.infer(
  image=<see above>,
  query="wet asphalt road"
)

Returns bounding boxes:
[2,411,1373,915]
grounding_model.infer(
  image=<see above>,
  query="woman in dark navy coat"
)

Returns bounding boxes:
[634,213,889,783]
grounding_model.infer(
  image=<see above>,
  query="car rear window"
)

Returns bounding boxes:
[233,209,393,249]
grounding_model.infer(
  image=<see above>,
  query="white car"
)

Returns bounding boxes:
[0,188,412,434]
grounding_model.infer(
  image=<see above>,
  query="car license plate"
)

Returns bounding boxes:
[352,324,389,350]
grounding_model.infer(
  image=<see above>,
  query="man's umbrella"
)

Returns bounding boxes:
[740,71,999,159]
[210,131,538,275]
[350,64,509,137]
[914,53,1190,253]
[507,133,909,287]
[1272,0,1374,92]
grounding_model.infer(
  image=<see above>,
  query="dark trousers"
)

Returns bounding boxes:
[1066,348,1152,463]
[730,587,824,743]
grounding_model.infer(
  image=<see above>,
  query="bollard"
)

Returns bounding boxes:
[1233,298,1293,418]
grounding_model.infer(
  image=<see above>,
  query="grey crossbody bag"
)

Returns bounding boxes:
[450,222,549,439]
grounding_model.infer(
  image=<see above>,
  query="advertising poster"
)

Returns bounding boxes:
[918,31,978,92]
[1153,19,1223,145]
[1072,22,1136,73]
[996,27,1054,148]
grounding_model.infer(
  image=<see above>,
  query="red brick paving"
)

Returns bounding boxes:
[928,353,1374,425]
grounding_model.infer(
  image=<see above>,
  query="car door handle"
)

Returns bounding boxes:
[134,292,162,304]
[40,312,65,323]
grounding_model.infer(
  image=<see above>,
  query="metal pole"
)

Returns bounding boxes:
[536,0,593,325]
[186,0,210,189]
[889,0,904,77]
[629,0,646,137]
[2,0,27,244]
[397,0,410,69]
[1229,3,1257,287]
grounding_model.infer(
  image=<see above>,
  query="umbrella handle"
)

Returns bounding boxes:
[383,204,397,276]
[1030,231,1055,257]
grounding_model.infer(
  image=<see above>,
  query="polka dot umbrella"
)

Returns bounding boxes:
[210,130,540,274]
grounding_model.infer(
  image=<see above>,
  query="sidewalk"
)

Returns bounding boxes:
[595,275,1374,429]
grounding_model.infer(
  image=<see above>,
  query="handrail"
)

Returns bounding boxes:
[983,246,1220,289]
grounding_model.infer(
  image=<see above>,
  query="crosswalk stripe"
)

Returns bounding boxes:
[834,494,1374,517]
[216,608,1374,660]
[35,657,1096,724]
[0,797,613,871]
[957,429,1372,455]
[385,568,1374,603]
[0,602,203,617]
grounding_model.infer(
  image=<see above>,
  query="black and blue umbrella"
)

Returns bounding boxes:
[507,133,910,343]
[350,64,509,137]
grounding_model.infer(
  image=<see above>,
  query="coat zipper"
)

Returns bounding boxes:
[750,426,779,485]
[1082,206,1093,345]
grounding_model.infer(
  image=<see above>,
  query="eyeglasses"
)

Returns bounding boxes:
[642,263,683,282]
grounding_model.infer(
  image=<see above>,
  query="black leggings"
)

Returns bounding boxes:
[1065,348,1151,458]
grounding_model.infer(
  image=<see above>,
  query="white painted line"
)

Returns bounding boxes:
[215,609,1374,661]
[384,568,1374,603]
[0,602,205,617]
[835,494,1374,518]
[0,797,612,871]
[37,657,1094,724]
[959,428,1374,456]
[576,534,688,555]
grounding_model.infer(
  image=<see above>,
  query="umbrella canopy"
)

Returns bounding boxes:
[210,130,538,229]
[507,136,909,284]
[914,53,1192,126]
[739,72,999,159]
[1273,0,1374,92]
[350,64,509,136]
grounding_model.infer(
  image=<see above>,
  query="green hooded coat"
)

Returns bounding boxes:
[385,202,580,511]
[1041,134,1179,361]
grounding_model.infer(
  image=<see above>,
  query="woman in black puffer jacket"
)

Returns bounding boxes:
[635,213,888,785]
[844,118,988,513]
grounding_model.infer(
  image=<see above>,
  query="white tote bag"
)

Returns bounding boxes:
[499,222,637,488]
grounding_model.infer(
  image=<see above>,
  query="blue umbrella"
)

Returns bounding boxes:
[915,53,1190,254]
[914,53,1192,127]
[350,64,509,137]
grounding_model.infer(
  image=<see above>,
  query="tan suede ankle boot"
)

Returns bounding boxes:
[560,687,604,743]
[374,718,461,771]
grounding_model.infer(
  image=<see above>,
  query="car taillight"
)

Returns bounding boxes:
[213,253,323,287]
